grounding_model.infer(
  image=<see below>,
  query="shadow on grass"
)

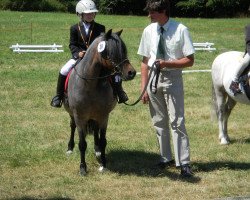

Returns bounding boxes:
[193,161,250,172]
[106,149,201,183]
[230,137,250,144]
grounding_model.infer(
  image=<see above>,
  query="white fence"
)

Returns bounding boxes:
[10,43,64,53]
[193,42,216,51]
[10,42,215,53]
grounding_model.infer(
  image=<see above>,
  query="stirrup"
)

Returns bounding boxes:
[50,95,63,108]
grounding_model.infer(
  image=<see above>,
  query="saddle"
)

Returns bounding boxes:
[64,58,82,95]
[63,69,73,107]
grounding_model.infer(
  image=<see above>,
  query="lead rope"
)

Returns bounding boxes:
[149,61,161,94]
[124,61,160,106]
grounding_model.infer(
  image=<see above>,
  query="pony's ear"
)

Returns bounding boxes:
[104,29,112,40]
[116,29,123,37]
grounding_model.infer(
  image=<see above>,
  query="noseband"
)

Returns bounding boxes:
[106,57,129,74]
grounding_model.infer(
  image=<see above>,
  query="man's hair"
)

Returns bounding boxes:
[144,0,170,16]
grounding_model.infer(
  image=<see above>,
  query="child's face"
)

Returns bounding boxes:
[82,13,96,23]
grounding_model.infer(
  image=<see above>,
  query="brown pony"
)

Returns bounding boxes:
[63,29,136,176]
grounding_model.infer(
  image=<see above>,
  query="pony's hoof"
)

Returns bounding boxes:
[66,150,73,155]
[80,168,87,176]
[220,138,229,145]
[98,166,107,173]
[95,151,101,158]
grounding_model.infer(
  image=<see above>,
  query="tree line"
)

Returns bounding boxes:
[0,0,249,18]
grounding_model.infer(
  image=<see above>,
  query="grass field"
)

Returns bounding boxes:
[0,11,249,200]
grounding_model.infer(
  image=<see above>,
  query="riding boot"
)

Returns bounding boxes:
[245,24,250,55]
[112,75,128,104]
[50,73,67,108]
[229,80,242,96]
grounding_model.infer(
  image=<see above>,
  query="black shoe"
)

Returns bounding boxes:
[117,91,129,104]
[180,164,193,177]
[155,160,175,169]
[229,81,242,96]
[51,95,62,107]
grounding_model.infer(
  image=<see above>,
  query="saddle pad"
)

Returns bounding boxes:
[64,69,73,94]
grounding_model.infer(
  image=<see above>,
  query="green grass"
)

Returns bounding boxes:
[0,11,249,200]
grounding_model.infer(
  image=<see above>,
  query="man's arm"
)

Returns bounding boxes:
[157,54,194,69]
[141,56,150,104]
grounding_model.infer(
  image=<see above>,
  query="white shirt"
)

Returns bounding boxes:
[83,22,91,35]
[137,19,195,68]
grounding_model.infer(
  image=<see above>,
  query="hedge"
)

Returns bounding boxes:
[0,0,249,17]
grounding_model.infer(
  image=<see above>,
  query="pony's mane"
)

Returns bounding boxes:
[105,32,128,64]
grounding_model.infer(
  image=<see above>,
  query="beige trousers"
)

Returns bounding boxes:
[148,69,190,167]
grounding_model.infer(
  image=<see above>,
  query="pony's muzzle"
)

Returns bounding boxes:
[125,70,136,80]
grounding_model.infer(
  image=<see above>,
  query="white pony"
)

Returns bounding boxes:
[211,51,250,145]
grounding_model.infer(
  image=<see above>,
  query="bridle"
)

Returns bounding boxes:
[73,51,130,81]
[108,58,129,74]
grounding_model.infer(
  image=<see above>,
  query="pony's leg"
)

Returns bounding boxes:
[214,88,228,144]
[216,89,237,144]
[66,116,76,155]
[78,128,87,176]
[221,96,236,144]
[98,128,107,172]
[94,129,101,158]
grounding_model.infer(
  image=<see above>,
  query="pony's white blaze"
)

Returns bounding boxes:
[211,51,250,145]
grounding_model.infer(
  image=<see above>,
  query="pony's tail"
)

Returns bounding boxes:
[211,84,218,121]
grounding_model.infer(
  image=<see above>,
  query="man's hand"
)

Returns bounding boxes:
[141,92,149,104]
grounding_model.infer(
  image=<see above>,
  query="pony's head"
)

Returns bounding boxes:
[96,29,136,81]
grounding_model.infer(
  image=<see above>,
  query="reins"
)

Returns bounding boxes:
[124,61,160,106]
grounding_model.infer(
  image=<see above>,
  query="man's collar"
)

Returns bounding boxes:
[157,19,170,33]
